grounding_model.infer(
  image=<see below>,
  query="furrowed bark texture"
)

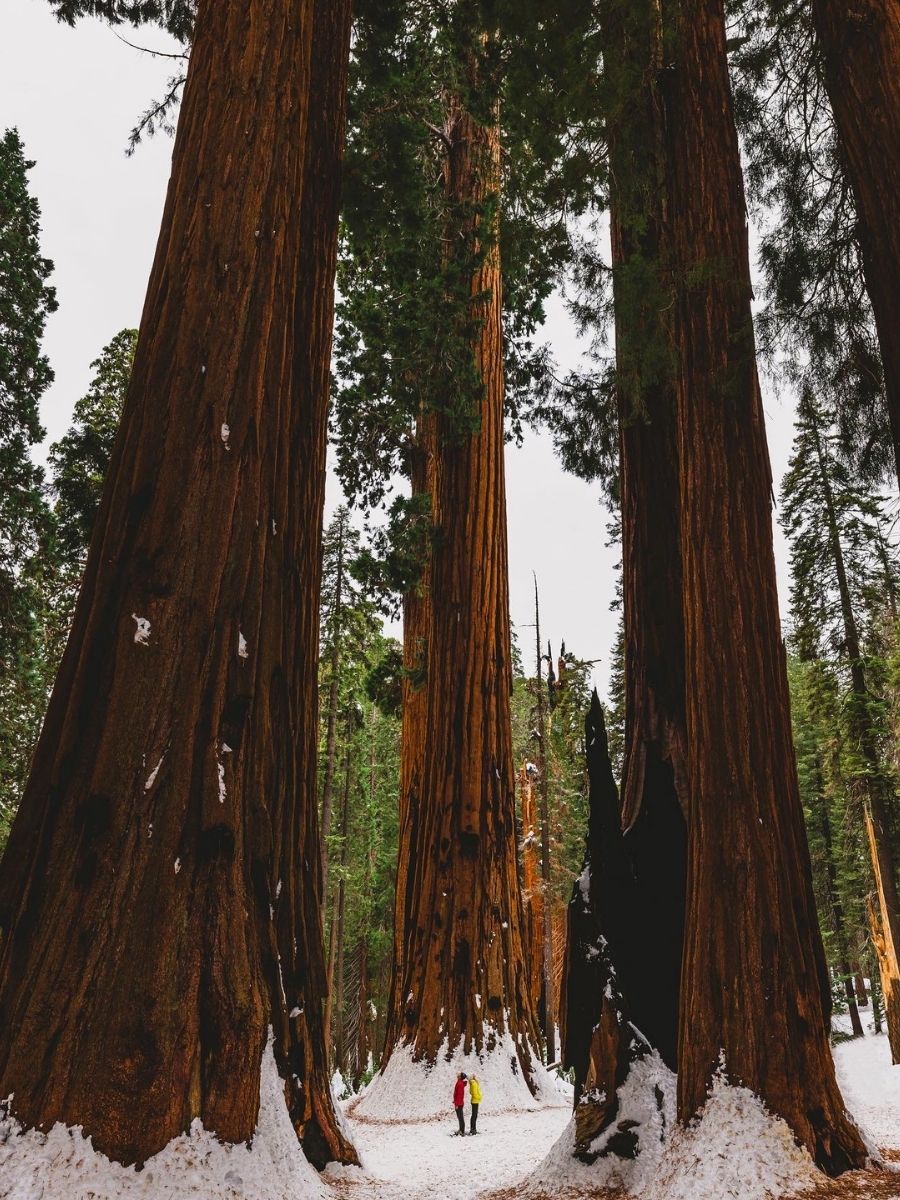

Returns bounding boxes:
[383,418,435,1058]
[0,0,355,1169]
[667,0,866,1172]
[866,814,900,1061]
[386,85,540,1074]
[604,0,688,1073]
[810,0,900,483]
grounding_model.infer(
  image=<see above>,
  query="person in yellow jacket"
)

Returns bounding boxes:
[468,1074,482,1135]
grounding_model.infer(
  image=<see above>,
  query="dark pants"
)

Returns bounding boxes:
[455,1105,465,1134]
[470,1103,479,1134]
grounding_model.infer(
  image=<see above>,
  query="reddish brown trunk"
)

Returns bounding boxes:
[866,816,900,1061]
[810,0,900,484]
[667,0,866,1171]
[384,78,540,1074]
[603,0,689,1074]
[0,0,354,1169]
[383,416,435,1057]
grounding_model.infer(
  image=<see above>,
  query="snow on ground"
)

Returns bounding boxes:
[326,1101,571,1200]
[353,1031,569,1122]
[0,1038,324,1200]
[334,1034,899,1200]
[834,1033,900,1153]
[522,1054,823,1200]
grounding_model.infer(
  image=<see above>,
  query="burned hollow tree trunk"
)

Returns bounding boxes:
[0,0,355,1170]
[602,0,689,1073]
[562,693,663,1160]
[381,55,540,1080]
[665,0,867,1171]
[810,0,900,486]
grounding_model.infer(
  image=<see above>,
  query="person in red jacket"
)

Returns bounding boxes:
[453,1073,468,1136]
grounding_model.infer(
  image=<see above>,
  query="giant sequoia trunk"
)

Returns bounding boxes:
[666,0,866,1171]
[382,75,540,1079]
[383,420,435,1058]
[604,0,689,1074]
[0,0,355,1170]
[810,0,900,484]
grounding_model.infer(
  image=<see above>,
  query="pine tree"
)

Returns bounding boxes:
[729,1,893,485]
[0,128,57,849]
[781,386,900,1060]
[808,0,900,482]
[0,0,356,1168]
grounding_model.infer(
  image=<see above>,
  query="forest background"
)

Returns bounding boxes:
[1,0,897,1087]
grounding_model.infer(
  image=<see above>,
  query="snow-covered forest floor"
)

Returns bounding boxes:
[328,1033,900,1200]
[1,1031,897,1200]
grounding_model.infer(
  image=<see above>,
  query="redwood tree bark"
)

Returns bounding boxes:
[666,0,866,1171]
[0,0,355,1169]
[384,76,540,1075]
[810,0,900,484]
[603,0,689,1073]
[383,417,436,1058]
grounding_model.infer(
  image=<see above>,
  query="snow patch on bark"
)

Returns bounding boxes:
[132,614,151,645]
[0,1036,326,1199]
[526,1054,823,1200]
[353,1031,568,1122]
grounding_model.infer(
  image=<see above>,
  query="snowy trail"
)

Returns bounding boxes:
[325,1105,571,1200]
[325,1035,900,1200]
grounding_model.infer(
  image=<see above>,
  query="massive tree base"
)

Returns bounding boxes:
[353,1032,562,1123]
[0,1039,326,1200]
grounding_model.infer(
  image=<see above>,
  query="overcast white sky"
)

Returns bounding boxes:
[2,0,799,695]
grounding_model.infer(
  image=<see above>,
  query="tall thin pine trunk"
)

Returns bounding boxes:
[810,0,900,485]
[820,802,865,1039]
[325,715,354,1060]
[0,0,354,1168]
[533,578,556,1063]
[667,0,866,1170]
[320,517,346,889]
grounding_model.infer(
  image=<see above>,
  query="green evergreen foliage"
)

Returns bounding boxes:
[332,0,604,585]
[781,386,900,1008]
[728,0,890,483]
[49,328,136,561]
[780,388,896,663]
[49,0,195,41]
[318,508,403,1074]
[0,129,57,847]
[511,637,592,904]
